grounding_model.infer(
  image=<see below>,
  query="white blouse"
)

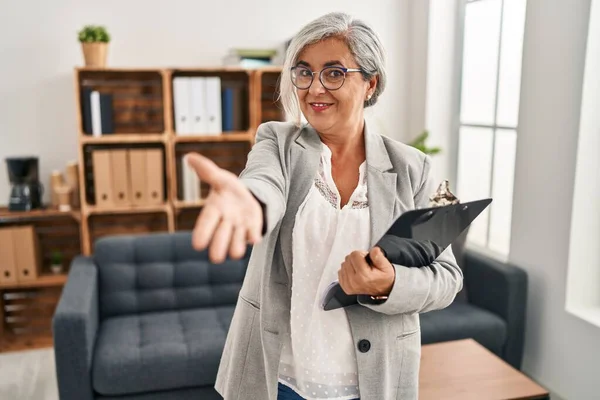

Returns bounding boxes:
[278,143,371,400]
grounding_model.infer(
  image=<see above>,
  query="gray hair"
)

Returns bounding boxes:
[279,12,387,126]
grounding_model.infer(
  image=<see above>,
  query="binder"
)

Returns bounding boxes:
[92,150,114,207]
[145,149,164,205]
[110,150,131,206]
[191,77,209,134]
[321,198,493,311]
[181,155,196,202]
[91,91,102,137]
[221,87,234,131]
[0,228,18,285]
[205,76,222,135]
[12,226,41,282]
[173,77,192,135]
[181,157,192,202]
[81,88,93,134]
[99,93,114,134]
[128,149,147,206]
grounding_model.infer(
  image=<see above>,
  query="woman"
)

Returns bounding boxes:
[188,12,462,400]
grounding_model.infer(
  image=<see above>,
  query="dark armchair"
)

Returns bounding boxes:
[420,249,528,369]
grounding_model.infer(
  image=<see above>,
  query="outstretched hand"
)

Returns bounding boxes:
[338,247,396,297]
[187,153,264,263]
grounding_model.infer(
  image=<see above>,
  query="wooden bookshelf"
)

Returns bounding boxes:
[84,203,170,216]
[72,65,283,255]
[173,132,253,143]
[81,133,166,144]
[173,200,206,210]
[0,207,81,223]
[0,209,81,352]
[0,274,68,290]
[0,65,284,352]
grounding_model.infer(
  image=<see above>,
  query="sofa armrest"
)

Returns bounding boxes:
[52,256,99,400]
[464,250,528,370]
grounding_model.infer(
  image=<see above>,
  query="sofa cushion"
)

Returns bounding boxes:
[94,232,250,319]
[420,302,507,357]
[92,305,234,396]
[97,386,222,400]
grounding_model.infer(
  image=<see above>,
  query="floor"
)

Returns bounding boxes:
[0,348,59,400]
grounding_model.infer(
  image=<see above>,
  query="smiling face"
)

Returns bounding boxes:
[294,37,376,136]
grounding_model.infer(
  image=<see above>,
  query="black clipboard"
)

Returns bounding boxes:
[321,198,493,311]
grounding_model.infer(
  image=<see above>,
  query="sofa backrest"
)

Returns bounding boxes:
[93,232,250,320]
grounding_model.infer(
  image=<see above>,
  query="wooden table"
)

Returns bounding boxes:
[419,339,549,400]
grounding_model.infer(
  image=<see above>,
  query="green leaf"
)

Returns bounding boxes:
[78,24,110,43]
[407,130,442,156]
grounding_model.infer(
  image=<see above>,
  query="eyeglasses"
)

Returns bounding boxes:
[290,65,364,91]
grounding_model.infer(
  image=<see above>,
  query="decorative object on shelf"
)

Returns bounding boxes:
[50,170,65,207]
[408,130,441,155]
[55,185,73,212]
[50,161,80,211]
[223,48,278,68]
[5,157,44,211]
[50,250,64,275]
[65,161,80,208]
[78,25,110,68]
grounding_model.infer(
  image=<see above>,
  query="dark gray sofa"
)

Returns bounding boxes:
[53,231,527,399]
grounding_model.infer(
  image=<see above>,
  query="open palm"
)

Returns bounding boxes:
[186,153,263,263]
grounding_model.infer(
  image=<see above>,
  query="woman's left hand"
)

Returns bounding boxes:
[338,247,396,297]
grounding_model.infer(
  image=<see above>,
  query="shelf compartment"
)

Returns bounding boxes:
[259,70,285,124]
[88,212,169,253]
[82,143,167,207]
[77,69,165,135]
[0,214,81,278]
[175,141,251,200]
[1,286,63,339]
[171,69,251,135]
[175,208,202,231]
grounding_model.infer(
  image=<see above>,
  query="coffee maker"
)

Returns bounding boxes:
[5,157,44,211]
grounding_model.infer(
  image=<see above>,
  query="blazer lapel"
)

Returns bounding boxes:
[365,123,398,248]
[278,122,397,279]
[279,125,321,280]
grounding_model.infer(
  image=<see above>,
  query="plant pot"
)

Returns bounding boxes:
[51,263,63,275]
[81,42,108,67]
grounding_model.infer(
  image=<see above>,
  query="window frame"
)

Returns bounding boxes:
[454,0,521,253]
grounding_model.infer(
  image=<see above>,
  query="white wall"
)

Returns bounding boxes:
[0,0,411,205]
[509,0,599,399]
[405,0,430,144]
[424,0,461,185]
[565,0,600,327]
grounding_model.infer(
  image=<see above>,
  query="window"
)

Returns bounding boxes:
[456,0,527,256]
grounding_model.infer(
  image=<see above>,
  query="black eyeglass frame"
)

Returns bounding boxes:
[290,65,364,91]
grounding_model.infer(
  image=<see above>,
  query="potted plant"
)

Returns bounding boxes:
[408,130,442,156]
[50,250,64,275]
[78,25,110,67]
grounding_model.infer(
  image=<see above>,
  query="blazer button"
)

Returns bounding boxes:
[358,339,371,353]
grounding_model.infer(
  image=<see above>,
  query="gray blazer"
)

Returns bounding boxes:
[215,121,462,400]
